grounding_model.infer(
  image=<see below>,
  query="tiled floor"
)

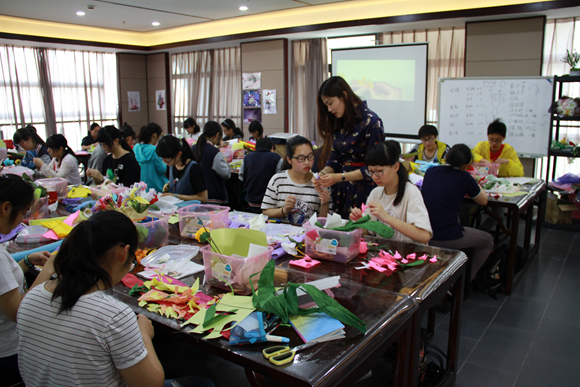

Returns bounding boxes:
[153,226,580,387]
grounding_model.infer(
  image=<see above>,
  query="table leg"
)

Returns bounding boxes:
[503,207,519,295]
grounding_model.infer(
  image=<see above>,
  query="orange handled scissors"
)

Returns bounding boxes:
[262,341,319,366]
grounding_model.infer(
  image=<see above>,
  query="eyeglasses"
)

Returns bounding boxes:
[488,137,503,144]
[368,167,391,177]
[421,137,437,143]
[291,153,315,163]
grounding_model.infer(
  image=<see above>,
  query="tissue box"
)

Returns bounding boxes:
[178,204,229,238]
[134,216,169,249]
[303,218,362,263]
[37,177,68,199]
[24,197,49,221]
[202,244,273,295]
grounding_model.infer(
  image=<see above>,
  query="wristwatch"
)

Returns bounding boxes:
[342,172,346,182]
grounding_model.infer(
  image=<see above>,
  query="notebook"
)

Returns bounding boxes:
[289,312,345,343]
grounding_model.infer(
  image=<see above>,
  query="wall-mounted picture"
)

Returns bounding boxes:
[263,89,277,114]
[156,90,166,110]
[242,72,261,90]
[243,90,261,107]
[243,108,261,123]
[128,91,140,112]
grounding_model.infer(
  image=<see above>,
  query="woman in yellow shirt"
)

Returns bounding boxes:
[472,119,524,177]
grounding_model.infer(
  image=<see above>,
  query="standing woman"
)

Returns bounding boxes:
[12,125,51,164]
[184,117,201,141]
[194,121,230,205]
[221,118,243,141]
[0,175,54,386]
[156,136,208,202]
[134,123,167,193]
[33,134,82,185]
[314,76,385,218]
[81,123,100,150]
[86,126,141,187]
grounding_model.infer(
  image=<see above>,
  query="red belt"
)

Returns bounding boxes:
[344,162,366,167]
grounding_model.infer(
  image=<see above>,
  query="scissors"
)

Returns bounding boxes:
[262,341,319,366]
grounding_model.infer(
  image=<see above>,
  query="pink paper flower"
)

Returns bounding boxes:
[394,251,402,259]
[401,259,409,264]
[361,203,368,213]
[406,253,417,260]
[359,241,368,254]
[429,255,438,263]
[418,254,428,261]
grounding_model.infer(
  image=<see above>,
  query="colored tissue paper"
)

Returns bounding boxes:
[41,211,80,240]
[359,241,368,254]
[429,255,438,263]
[418,254,428,261]
[289,255,321,269]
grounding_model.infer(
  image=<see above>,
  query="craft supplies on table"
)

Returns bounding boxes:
[303,218,362,263]
[90,184,127,199]
[202,244,273,295]
[24,197,49,221]
[134,216,170,249]
[262,342,319,366]
[36,177,68,199]
[178,204,229,238]
[1,165,33,179]
[471,162,500,178]
[15,225,52,244]
[259,223,303,245]
[138,245,203,279]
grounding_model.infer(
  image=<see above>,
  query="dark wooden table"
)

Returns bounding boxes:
[467,178,546,294]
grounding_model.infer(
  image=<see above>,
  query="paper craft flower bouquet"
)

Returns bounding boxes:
[355,249,437,275]
[93,182,159,221]
[553,96,580,117]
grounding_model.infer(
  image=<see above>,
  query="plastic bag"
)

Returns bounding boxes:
[16,225,51,244]
[229,311,268,346]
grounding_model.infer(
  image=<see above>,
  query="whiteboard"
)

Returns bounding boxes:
[438,77,553,157]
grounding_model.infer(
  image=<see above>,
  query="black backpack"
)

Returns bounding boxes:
[473,244,528,299]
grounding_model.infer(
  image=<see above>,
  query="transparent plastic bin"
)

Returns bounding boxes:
[24,197,49,221]
[220,147,233,163]
[471,162,500,178]
[90,185,128,199]
[178,204,229,239]
[141,245,200,266]
[134,216,170,250]
[37,177,68,199]
[202,244,273,295]
[15,225,51,244]
[303,218,362,263]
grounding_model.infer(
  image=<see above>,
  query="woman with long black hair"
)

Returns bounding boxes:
[313,76,385,218]
[33,134,82,185]
[12,125,51,164]
[86,125,141,186]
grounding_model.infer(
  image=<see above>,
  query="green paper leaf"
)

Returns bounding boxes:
[398,260,426,268]
[329,215,394,239]
[203,303,217,327]
[128,284,150,297]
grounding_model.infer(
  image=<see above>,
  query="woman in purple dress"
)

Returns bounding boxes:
[314,76,384,218]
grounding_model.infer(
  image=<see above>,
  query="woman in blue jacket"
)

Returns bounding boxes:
[133,123,168,193]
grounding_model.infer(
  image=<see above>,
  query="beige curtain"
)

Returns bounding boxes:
[45,48,119,149]
[0,45,47,141]
[171,47,241,136]
[291,38,328,142]
[380,27,465,123]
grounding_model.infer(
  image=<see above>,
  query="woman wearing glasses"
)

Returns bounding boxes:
[262,136,330,225]
[350,142,432,244]
[408,125,449,163]
[314,76,384,219]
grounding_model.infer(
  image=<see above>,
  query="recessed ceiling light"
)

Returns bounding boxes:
[152,21,160,26]
[76,11,85,16]
[239,5,248,11]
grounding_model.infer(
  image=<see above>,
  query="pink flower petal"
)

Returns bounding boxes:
[418,254,428,261]
[429,256,438,263]
[406,253,416,260]
[359,241,368,254]
[361,203,368,213]
[401,259,409,264]
[394,251,402,259]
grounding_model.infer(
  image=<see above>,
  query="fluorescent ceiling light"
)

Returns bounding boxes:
[152,21,160,26]
[239,5,248,11]
[76,11,85,16]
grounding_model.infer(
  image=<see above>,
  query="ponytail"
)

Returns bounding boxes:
[366,142,408,206]
[96,125,133,153]
[138,122,163,144]
[194,121,222,162]
[13,125,47,148]
[221,118,243,140]
[156,135,194,166]
[46,134,76,160]
[52,211,138,314]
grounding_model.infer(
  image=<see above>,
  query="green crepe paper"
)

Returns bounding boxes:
[250,260,367,333]
[329,215,394,239]
[135,225,149,243]
[398,260,426,268]
[22,174,47,198]
[128,284,149,297]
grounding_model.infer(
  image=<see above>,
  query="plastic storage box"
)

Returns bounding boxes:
[24,197,49,221]
[90,185,128,199]
[303,218,362,263]
[134,216,170,250]
[471,162,500,178]
[259,223,303,245]
[37,177,68,199]
[202,244,273,295]
[178,204,229,238]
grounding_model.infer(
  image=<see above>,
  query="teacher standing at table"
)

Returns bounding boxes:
[314,76,385,218]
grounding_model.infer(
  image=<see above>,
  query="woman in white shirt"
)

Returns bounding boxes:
[33,134,82,185]
[0,175,53,386]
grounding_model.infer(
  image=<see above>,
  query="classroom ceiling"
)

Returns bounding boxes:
[0,0,351,32]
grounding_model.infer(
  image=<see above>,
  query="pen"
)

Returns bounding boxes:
[265,335,290,343]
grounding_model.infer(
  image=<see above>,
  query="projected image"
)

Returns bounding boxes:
[336,60,415,101]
